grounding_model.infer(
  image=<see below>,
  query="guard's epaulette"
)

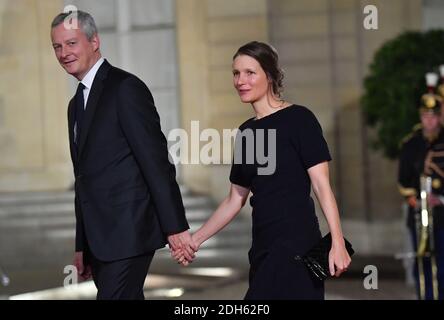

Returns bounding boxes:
[412,123,423,132]
[400,132,414,146]
[399,122,422,147]
[400,122,422,147]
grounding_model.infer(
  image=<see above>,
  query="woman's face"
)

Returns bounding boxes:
[232,54,270,103]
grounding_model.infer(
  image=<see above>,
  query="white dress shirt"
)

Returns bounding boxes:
[78,57,105,109]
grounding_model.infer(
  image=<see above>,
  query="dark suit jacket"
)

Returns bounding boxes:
[67,60,189,262]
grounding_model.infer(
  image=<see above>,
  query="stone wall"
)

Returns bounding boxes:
[0,0,72,192]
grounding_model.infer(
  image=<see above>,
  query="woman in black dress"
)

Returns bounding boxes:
[173,41,351,300]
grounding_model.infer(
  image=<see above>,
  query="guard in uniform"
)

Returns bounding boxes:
[437,65,444,125]
[398,92,444,300]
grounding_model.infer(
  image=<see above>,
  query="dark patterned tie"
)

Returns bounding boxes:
[74,82,85,145]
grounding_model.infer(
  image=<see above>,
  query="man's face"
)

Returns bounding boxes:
[51,21,100,80]
[421,111,441,132]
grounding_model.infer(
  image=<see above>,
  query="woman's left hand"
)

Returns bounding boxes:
[328,242,351,277]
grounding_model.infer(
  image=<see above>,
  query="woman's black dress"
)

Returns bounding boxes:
[229,104,332,300]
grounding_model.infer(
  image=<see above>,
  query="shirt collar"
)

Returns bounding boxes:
[80,57,105,90]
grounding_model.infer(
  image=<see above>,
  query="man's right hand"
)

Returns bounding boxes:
[407,196,417,208]
[73,251,92,282]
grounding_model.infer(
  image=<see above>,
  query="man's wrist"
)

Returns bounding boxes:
[167,227,189,237]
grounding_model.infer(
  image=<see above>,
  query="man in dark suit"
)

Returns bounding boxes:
[50,10,195,299]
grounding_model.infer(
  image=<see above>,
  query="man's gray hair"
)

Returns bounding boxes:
[51,10,98,41]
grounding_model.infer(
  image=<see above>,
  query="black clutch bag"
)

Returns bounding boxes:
[295,233,354,281]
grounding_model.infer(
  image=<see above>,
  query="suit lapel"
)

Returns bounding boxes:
[78,60,111,158]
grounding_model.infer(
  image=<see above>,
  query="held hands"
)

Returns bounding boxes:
[328,240,352,277]
[168,230,198,267]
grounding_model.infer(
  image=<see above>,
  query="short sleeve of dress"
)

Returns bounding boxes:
[229,161,251,188]
[229,124,253,188]
[291,107,332,170]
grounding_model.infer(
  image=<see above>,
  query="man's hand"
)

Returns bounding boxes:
[407,196,417,209]
[167,230,197,265]
[73,251,92,282]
